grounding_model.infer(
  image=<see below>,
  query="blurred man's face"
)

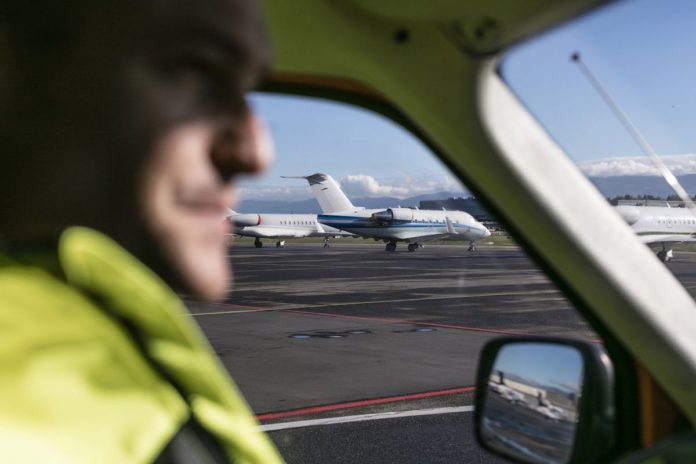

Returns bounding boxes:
[129,2,273,301]
[140,115,272,301]
[2,0,270,301]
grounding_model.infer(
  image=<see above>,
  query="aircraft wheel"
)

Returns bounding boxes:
[468,242,476,252]
[385,242,397,252]
[407,243,418,252]
[254,239,263,248]
[276,240,286,248]
[657,250,668,262]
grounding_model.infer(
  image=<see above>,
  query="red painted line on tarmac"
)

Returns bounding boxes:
[256,386,476,421]
[282,309,526,336]
[284,308,603,343]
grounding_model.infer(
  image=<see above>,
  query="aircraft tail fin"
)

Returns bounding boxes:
[282,173,355,213]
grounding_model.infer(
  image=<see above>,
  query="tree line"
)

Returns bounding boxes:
[607,194,696,206]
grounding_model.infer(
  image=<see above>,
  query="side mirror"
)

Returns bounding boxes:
[475,337,615,464]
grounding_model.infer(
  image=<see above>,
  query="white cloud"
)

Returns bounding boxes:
[238,173,468,201]
[580,154,696,177]
[340,175,410,197]
[339,174,466,198]
[237,186,307,200]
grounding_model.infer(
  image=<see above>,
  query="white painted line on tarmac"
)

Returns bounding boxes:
[191,307,279,316]
[191,289,560,317]
[259,406,474,432]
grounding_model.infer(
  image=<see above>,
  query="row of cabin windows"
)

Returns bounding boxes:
[657,218,696,225]
[413,219,461,224]
[277,219,464,225]
[280,221,316,226]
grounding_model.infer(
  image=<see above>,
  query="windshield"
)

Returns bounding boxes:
[501,0,696,285]
[186,92,598,463]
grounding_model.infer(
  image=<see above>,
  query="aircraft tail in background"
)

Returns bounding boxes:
[282,173,356,213]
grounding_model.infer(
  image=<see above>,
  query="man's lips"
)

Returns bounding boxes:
[180,199,227,214]
[178,199,233,234]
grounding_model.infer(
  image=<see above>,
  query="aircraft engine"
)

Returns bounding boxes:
[370,208,414,225]
[615,205,640,226]
[229,213,261,227]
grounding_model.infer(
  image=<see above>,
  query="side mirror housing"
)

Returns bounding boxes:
[475,336,615,464]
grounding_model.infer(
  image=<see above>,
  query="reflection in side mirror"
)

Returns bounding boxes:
[475,337,615,464]
[481,343,582,463]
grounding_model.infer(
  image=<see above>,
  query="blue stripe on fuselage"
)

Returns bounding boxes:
[318,215,484,234]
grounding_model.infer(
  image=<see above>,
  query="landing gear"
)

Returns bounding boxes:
[407,243,420,252]
[323,237,330,248]
[276,240,286,248]
[468,241,477,252]
[657,247,673,262]
[385,240,397,252]
[254,238,263,248]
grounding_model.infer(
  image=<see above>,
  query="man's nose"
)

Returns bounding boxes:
[211,112,275,182]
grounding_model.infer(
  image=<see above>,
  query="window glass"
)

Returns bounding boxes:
[187,93,598,462]
[501,0,696,290]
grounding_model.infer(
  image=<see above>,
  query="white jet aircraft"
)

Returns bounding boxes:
[285,173,491,252]
[616,204,696,262]
[227,210,352,248]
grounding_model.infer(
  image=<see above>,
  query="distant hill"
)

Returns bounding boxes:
[589,174,696,198]
[237,175,696,213]
[237,191,469,213]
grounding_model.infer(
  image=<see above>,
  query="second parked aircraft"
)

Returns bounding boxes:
[288,173,491,252]
[227,210,352,248]
[616,204,696,261]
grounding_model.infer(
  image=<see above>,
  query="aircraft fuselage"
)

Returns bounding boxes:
[318,207,490,242]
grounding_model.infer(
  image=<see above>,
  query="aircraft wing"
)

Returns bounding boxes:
[311,223,355,237]
[445,216,457,235]
[391,231,453,242]
[639,234,696,244]
[309,230,355,238]
[237,227,311,239]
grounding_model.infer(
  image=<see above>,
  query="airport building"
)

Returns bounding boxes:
[419,197,489,219]
[617,199,690,208]
[419,197,502,231]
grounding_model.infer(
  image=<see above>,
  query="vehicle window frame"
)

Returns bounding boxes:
[260,76,642,457]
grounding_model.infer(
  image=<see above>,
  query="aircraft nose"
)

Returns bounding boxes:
[483,228,491,238]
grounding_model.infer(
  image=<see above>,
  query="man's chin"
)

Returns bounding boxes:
[180,255,232,302]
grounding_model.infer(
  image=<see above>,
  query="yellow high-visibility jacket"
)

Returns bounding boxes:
[0,227,283,463]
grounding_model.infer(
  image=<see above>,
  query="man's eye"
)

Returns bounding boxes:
[159,44,231,82]
[167,57,222,82]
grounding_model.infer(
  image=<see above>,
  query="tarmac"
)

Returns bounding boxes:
[186,241,605,463]
[186,243,696,463]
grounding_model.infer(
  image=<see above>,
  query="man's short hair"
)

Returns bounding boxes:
[0,0,270,243]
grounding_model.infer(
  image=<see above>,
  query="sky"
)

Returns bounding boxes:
[502,0,696,176]
[494,344,584,393]
[240,0,696,202]
[240,93,465,201]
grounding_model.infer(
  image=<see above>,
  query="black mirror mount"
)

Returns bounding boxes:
[474,336,615,464]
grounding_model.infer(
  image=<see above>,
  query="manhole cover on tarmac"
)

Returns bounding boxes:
[288,330,372,339]
[319,333,345,339]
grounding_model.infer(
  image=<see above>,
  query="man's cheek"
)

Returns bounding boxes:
[250,115,275,173]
